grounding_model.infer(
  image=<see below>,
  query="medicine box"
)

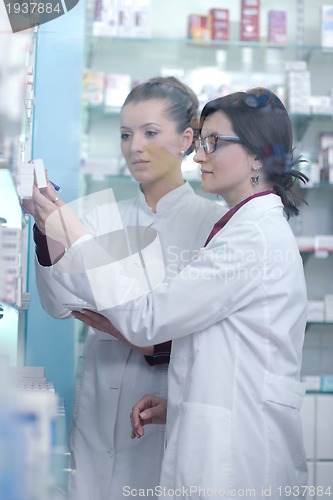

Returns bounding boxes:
[324,295,333,322]
[209,8,229,41]
[321,375,333,392]
[268,10,287,44]
[240,0,260,42]
[321,4,333,48]
[133,0,151,38]
[93,0,119,37]
[188,14,210,41]
[82,70,105,106]
[104,73,131,108]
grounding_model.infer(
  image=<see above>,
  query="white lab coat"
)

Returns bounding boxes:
[35,182,224,500]
[50,193,308,500]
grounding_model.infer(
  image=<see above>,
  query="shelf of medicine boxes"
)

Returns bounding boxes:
[85,37,333,96]
[0,169,29,310]
[83,37,333,147]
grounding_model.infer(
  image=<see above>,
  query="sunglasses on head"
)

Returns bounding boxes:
[242,89,285,109]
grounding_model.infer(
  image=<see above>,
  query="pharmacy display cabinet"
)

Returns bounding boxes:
[0,1,86,496]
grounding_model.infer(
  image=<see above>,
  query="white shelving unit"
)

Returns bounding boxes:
[0,23,71,500]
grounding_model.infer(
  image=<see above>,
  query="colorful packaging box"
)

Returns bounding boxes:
[188,14,210,41]
[82,70,105,106]
[268,10,287,44]
[240,0,260,42]
[209,8,229,41]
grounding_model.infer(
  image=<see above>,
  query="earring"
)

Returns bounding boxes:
[251,164,261,186]
[180,150,185,156]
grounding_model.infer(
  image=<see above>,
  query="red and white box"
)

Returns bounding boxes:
[209,8,229,41]
[240,0,260,42]
[188,14,210,41]
[268,10,287,44]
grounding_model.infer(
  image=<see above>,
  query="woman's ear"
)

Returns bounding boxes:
[181,127,194,153]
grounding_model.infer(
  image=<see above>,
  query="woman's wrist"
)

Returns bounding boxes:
[33,223,65,266]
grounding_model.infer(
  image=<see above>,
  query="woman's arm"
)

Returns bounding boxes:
[70,309,172,362]
[51,220,264,345]
[71,309,154,356]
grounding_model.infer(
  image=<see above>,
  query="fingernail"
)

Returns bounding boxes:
[140,411,147,419]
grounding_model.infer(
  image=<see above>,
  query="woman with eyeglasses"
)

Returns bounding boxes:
[28,87,309,498]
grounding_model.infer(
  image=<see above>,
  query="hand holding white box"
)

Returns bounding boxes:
[33,159,47,189]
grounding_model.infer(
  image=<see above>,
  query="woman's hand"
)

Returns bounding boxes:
[22,179,60,227]
[22,182,86,247]
[130,395,167,439]
[71,309,154,356]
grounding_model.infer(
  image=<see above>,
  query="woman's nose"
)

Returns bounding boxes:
[193,148,206,163]
[130,134,145,153]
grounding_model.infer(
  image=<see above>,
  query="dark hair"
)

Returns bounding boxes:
[200,87,308,218]
[122,76,199,143]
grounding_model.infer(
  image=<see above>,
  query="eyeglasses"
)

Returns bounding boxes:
[194,135,242,155]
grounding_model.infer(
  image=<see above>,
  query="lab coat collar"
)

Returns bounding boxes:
[206,193,284,246]
[224,192,284,227]
[234,192,283,217]
[137,181,196,215]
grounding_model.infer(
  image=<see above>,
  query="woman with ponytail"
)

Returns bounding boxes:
[27,87,309,498]
[28,76,223,500]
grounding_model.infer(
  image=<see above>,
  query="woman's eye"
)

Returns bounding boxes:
[145,130,158,138]
[120,133,131,141]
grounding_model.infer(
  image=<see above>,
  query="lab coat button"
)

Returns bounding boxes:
[107,449,114,457]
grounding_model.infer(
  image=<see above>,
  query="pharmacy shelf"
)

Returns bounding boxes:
[307,322,333,325]
[301,182,333,189]
[291,113,333,142]
[306,390,333,394]
[89,35,333,53]
[86,36,333,79]
[84,103,333,122]
[300,249,333,254]
[82,105,333,145]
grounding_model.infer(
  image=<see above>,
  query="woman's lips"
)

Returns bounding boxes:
[133,160,149,169]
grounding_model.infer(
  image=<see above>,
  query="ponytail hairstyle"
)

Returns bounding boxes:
[122,76,199,153]
[200,87,309,218]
